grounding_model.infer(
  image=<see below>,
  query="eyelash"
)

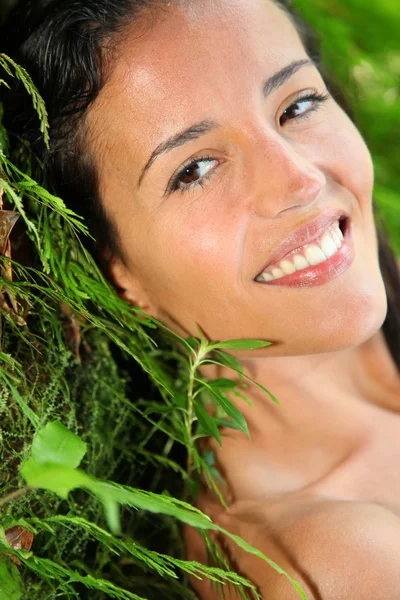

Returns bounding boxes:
[166,90,331,196]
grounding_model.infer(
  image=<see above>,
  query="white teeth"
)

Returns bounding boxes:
[259,272,274,282]
[256,220,346,283]
[293,255,309,271]
[331,231,341,249]
[305,245,326,266]
[320,235,337,259]
[271,267,284,279]
[280,259,296,275]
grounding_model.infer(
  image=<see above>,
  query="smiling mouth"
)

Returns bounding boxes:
[255,217,349,283]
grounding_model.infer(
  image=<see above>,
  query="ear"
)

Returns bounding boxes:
[108,256,159,318]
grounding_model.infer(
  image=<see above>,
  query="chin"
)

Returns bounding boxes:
[297,282,388,356]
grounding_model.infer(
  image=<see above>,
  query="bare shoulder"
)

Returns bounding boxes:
[186,494,400,599]
[262,497,400,599]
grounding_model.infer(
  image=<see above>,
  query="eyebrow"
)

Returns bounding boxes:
[137,58,314,186]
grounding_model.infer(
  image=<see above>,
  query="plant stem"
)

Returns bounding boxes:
[0,486,29,509]
[184,346,206,500]
[185,361,196,483]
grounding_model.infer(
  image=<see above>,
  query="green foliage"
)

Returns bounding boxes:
[6,407,305,599]
[0,54,303,600]
[1,2,399,599]
[13,418,306,599]
[0,556,23,600]
[293,0,400,253]
[0,54,49,147]
[28,421,87,469]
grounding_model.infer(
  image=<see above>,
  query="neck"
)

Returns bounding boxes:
[202,329,400,435]
[199,330,400,502]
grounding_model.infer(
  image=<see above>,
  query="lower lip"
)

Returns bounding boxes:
[256,219,354,288]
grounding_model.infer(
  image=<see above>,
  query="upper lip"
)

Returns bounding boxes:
[256,208,349,276]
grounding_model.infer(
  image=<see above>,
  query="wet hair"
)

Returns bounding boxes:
[1,0,399,366]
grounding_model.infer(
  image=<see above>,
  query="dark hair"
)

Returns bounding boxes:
[1,0,400,367]
[1,0,162,265]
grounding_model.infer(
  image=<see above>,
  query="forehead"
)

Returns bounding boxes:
[89,0,308,184]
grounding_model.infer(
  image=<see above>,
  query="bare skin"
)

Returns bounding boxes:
[185,329,400,598]
[84,0,400,596]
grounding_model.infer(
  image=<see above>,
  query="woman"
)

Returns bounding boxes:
[2,0,400,598]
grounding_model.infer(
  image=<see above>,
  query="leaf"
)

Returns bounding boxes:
[0,178,43,268]
[3,159,88,236]
[172,392,187,409]
[213,417,246,432]
[20,454,214,535]
[98,494,121,538]
[0,54,49,146]
[0,123,9,153]
[194,403,222,446]
[202,449,216,467]
[20,459,124,532]
[143,404,180,417]
[208,355,281,407]
[208,378,238,390]
[20,460,90,499]
[218,529,308,600]
[0,211,19,254]
[31,516,260,592]
[186,335,200,349]
[214,350,244,379]
[17,553,146,600]
[232,389,254,407]
[204,384,250,438]
[91,484,214,531]
[212,392,250,437]
[0,557,24,600]
[31,420,87,468]
[5,526,34,552]
[195,324,208,344]
[246,378,280,406]
[210,339,272,351]
[20,459,306,598]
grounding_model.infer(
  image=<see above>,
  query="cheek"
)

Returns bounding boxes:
[322,108,374,207]
[134,196,241,303]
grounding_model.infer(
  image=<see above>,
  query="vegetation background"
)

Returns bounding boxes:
[296,0,400,254]
[0,0,399,599]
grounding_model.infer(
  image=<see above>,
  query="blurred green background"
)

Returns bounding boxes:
[294,0,400,253]
[0,0,399,251]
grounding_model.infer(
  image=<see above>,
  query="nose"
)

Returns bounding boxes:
[250,132,325,218]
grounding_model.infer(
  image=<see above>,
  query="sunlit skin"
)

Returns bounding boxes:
[86,0,400,597]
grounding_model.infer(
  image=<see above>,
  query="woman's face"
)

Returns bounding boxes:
[88,0,387,356]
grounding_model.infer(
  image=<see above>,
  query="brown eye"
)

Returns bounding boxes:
[279,92,330,127]
[180,162,202,185]
[168,155,218,194]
